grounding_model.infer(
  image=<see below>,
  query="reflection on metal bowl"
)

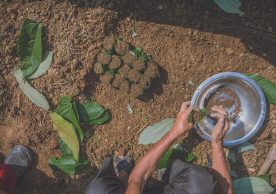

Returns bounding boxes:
[191,72,267,147]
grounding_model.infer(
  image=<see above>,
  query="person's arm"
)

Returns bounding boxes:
[126,102,193,194]
[210,106,233,194]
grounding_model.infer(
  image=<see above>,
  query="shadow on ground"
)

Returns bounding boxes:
[71,0,276,67]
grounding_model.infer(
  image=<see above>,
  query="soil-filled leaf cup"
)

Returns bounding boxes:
[188,108,206,126]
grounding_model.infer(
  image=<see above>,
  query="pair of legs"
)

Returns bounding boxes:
[0,145,32,194]
[85,157,218,194]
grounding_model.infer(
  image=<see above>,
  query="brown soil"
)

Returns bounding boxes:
[133,59,147,72]
[115,40,129,55]
[122,51,135,65]
[100,71,114,84]
[144,61,159,79]
[103,36,115,51]
[109,55,122,70]
[130,83,144,98]
[93,62,105,75]
[139,75,151,90]
[127,69,141,83]
[118,65,131,78]
[1,0,276,193]
[111,74,124,89]
[97,51,111,65]
[191,109,202,124]
[206,87,241,121]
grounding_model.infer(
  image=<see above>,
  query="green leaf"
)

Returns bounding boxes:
[56,96,84,142]
[77,102,106,122]
[158,144,196,169]
[185,153,196,162]
[130,47,150,61]
[131,47,144,58]
[139,118,175,145]
[89,111,111,125]
[214,0,245,16]
[77,101,111,125]
[257,175,271,183]
[246,74,276,104]
[17,20,40,66]
[233,177,274,194]
[28,51,53,79]
[17,20,43,77]
[59,139,73,156]
[12,68,50,110]
[188,108,206,124]
[50,112,80,161]
[49,155,89,175]
[158,149,174,169]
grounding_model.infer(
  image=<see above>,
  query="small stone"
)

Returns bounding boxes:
[225,48,234,55]
[49,138,59,149]
[239,53,245,57]
[79,69,87,78]
[246,167,256,173]
[271,173,276,186]
[73,87,80,96]
[257,63,268,69]
[157,5,163,10]
[47,68,56,76]
[85,130,92,138]
[71,59,78,71]
[262,53,267,57]
[78,93,86,100]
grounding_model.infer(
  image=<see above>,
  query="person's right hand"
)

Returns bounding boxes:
[210,106,230,144]
[171,101,193,137]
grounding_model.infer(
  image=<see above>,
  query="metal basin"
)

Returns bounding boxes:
[191,72,267,147]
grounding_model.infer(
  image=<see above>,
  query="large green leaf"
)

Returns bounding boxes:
[28,51,53,79]
[233,177,274,194]
[50,113,80,161]
[77,101,111,125]
[214,0,245,15]
[49,155,89,175]
[158,149,174,169]
[59,139,73,156]
[17,19,43,77]
[17,20,39,65]
[139,118,175,145]
[246,74,276,104]
[12,68,50,110]
[158,144,196,169]
[56,96,84,142]
[77,102,106,123]
[89,111,111,125]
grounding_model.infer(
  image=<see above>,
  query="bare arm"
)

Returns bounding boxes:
[210,106,233,194]
[126,102,193,194]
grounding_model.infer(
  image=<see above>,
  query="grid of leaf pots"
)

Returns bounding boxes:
[93,36,159,98]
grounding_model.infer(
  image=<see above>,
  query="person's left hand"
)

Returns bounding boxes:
[171,101,193,137]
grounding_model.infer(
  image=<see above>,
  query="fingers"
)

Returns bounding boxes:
[180,101,191,112]
[222,117,230,135]
[210,112,225,130]
[211,106,228,117]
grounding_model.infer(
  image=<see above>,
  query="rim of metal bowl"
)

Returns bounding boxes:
[191,72,267,147]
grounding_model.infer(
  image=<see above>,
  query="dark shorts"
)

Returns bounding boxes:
[85,157,218,194]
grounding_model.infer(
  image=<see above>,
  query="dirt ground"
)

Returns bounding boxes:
[1,0,276,193]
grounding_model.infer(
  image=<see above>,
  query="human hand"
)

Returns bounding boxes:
[210,106,230,144]
[171,101,193,137]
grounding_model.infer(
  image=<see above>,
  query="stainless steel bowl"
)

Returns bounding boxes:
[191,72,267,147]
